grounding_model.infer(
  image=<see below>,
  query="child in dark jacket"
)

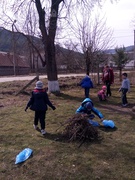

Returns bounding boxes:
[25,81,56,135]
[79,75,93,98]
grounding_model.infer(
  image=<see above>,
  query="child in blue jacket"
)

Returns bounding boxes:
[76,98,103,121]
[79,75,93,98]
[25,81,56,135]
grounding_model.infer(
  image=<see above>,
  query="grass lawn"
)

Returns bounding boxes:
[0,75,135,180]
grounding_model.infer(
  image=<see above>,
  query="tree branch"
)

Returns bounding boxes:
[35,0,48,44]
[14,25,46,67]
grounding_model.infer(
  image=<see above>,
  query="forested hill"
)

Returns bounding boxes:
[104,45,134,54]
[0,27,42,54]
[0,27,134,54]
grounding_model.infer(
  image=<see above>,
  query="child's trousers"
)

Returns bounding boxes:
[34,111,46,130]
[85,88,90,98]
[105,81,111,96]
[121,88,128,105]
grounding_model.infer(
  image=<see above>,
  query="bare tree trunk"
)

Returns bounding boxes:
[86,59,90,76]
[119,68,122,82]
[47,39,59,91]
[35,0,62,92]
[85,50,90,75]
[47,0,61,92]
[97,63,100,85]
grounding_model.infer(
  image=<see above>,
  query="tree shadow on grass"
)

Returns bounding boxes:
[56,92,84,102]
[37,131,69,143]
[38,131,103,148]
[42,132,68,142]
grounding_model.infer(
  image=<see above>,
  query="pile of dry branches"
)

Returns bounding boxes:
[62,114,99,146]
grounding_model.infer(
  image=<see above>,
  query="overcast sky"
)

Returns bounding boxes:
[101,0,135,47]
[0,0,134,49]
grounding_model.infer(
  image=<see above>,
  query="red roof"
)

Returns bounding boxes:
[0,52,29,68]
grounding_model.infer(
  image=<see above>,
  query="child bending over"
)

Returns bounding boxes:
[98,86,107,101]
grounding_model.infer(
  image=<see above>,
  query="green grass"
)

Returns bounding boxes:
[0,76,135,180]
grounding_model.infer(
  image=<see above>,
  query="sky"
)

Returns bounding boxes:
[101,0,135,47]
[0,0,134,49]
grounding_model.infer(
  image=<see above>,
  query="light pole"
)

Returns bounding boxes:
[12,20,17,76]
[134,30,135,61]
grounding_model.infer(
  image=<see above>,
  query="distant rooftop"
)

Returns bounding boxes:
[0,51,29,68]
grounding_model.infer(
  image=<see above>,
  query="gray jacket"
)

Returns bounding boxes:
[120,78,130,91]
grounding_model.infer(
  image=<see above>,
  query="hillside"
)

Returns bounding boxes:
[0,27,134,55]
[0,27,43,54]
[104,45,134,54]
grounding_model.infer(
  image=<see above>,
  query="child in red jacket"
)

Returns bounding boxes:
[98,86,107,101]
[102,65,114,97]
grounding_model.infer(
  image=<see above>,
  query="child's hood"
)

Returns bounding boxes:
[81,98,93,106]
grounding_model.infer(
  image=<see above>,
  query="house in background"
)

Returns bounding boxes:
[102,51,135,70]
[124,52,135,69]
[0,27,135,75]
[0,51,30,76]
[32,44,85,74]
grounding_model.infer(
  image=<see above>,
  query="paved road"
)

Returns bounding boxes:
[0,73,85,83]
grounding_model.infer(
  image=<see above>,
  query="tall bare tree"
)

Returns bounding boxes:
[0,0,117,92]
[77,13,113,74]
[71,11,114,83]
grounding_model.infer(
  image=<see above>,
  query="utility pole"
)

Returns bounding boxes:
[134,30,135,58]
[134,30,135,68]
[12,20,17,76]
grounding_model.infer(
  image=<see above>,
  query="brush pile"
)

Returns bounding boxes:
[62,114,99,145]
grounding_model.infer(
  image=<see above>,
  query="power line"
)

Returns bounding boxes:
[113,35,133,38]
